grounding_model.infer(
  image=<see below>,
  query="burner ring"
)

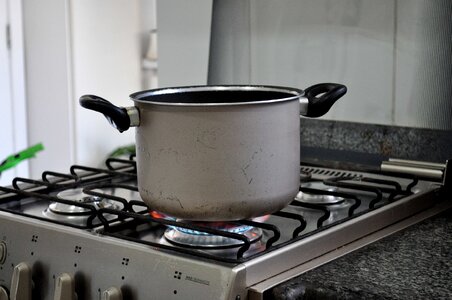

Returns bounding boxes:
[298,182,348,205]
[42,187,121,226]
[47,188,99,215]
[296,191,346,205]
[47,203,93,215]
[164,226,262,249]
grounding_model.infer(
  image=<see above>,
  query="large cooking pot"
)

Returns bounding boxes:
[80,83,346,221]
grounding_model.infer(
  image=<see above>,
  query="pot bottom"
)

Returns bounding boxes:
[140,189,299,222]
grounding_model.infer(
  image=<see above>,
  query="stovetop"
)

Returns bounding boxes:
[0,156,439,261]
[0,156,449,300]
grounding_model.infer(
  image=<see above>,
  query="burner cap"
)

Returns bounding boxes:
[44,188,119,216]
[49,188,119,214]
[296,191,345,205]
[42,188,121,226]
[47,188,99,215]
[298,182,345,205]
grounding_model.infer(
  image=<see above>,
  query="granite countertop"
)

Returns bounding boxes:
[270,206,452,300]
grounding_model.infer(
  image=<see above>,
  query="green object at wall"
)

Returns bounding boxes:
[0,143,44,173]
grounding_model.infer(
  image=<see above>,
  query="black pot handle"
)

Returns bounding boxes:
[79,95,133,132]
[303,83,347,118]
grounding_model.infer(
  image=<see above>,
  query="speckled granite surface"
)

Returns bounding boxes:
[299,119,452,165]
[270,119,452,299]
[270,207,452,300]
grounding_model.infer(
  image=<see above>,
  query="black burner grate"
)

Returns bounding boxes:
[0,157,137,229]
[0,156,420,263]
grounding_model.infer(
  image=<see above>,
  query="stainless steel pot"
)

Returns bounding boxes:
[80,83,346,221]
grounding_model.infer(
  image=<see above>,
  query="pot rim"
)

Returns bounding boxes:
[129,85,304,106]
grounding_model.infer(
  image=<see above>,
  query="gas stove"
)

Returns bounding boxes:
[0,156,450,299]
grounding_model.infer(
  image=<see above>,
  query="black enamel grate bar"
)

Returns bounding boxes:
[101,205,294,256]
[129,200,151,214]
[128,201,305,249]
[323,175,416,208]
[97,208,253,261]
[13,173,82,191]
[8,158,137,193]
[272,211,307,238]
[0,157,138,229]
[298,186,362,217]
[239,219,280,249]
[70,165,136,179]
[42,171,79,183]
[1,159,424,264]
[364,170,419,194]
[81,183,138,211]
[105,157,137,171]
[12,177,62,190]
[0,185,101,229]
[101,202,313,262]
[289,198,331,228]
[323,176,383,208]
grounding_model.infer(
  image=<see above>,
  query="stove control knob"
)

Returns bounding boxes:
[0,286,9,300]
[0,242,6,265]
[101,287,123,300]
[54,273,77,300]
[10,262,32,300]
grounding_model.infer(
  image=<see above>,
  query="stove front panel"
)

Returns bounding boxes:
[0,212,246,300]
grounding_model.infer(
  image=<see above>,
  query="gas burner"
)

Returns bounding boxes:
[42,188,120,225]
[163,215,269,249]
[297,182,345,205]
[296,191,345,205]
[164,225,262,248]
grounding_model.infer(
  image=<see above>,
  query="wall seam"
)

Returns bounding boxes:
[391,0,398,125]
[64,0,76,165]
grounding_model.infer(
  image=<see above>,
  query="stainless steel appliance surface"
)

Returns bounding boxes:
[0,157,450,300]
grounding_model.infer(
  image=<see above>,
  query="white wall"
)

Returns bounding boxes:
[23,0,73,178]
[394,0,452,129]
[140,0,157,57]
[203,0,452,129]
[250,0,452,129]
[70,0,140,167]
[23,0,142,178]
[0,0,15,184]
[248,0,395,125]
[0,0,28,185]
[157,0,212,87]
[158,0,395,124]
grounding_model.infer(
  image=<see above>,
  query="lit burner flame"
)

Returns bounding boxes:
[149,210,170,220]
[161,214,269,248]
